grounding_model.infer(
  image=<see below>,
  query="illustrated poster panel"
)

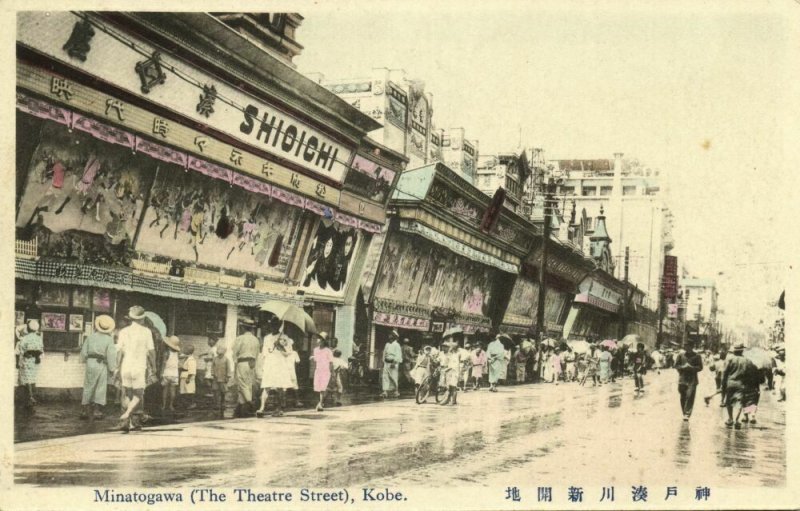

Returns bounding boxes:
[15,121,154,255]
[504,276,538,319]
[299,221,361,296]
[136,167,300,279]
[375,233,498,316]
[374,234,433,305]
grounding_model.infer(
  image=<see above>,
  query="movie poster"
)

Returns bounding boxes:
[15,121,153,257]
[136,165,301,279]
[299,221,361,296]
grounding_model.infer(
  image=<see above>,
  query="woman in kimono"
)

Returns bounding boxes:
[17,319,44,409]
[550,348,563,384]
[487,334,507,392]
[80,315,117,420]
[598,345,613,384]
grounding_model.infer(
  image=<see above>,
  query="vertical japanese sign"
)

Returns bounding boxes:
[663,255,678,300]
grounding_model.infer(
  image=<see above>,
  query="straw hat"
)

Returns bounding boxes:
[164,335,181,351]
[27,319,40,332]
[389,329,399,339]
[732,342,745,352]
[95,315,116,334]
[127,305,146,320]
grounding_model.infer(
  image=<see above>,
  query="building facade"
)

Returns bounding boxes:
[548,154,673,310]
[15,11,404,393]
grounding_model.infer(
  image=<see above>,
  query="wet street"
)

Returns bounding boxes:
[15,370,785,488]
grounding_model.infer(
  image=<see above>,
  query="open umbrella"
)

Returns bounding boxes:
[620,334,641,347]
[143,311,167,338]
[743,347,774,371]
[600,339,617,350]
[567,340,591,355]
[541,338,557,348]
[260,300,317,334]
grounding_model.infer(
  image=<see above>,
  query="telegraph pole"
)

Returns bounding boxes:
[620,246,629,339]
[536,178,556,339]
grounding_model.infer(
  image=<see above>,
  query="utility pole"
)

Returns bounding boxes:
[620,246,629,339]
[536,177,556,339]
[657,276,664,350]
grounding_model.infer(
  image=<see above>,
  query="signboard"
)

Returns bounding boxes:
[667,303,679,319]
[663,255,678,300]
[17,12,355,183]
[17,65,342,208]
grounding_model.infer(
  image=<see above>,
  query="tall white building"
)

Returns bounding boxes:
[546,153,673,309]
[682,278,718,324]
[475,151,531,214]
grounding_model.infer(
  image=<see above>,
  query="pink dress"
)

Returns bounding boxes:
[313,347,333,392]
[471,350,487,379]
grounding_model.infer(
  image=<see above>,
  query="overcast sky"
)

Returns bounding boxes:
[295,1,799,331]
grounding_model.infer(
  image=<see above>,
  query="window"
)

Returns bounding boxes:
[561,186,575,195]
[585,217,593,230]
[623,186,637,196]
[582,186,597,196]
[600,186,613,196]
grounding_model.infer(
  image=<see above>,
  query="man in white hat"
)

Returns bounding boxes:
[80,315,117,420]
[380,330,403,398]
[16,319,43,408]
[116,305,155,431]
[439,337,461,406]
[231,317,260,417]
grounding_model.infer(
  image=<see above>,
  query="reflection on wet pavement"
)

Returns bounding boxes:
[15,371,785,488]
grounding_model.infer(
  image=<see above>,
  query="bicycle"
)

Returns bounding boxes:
[348,351,368,385]
[415,364,448,404]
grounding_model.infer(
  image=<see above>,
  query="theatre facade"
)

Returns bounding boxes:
[14,12,405,391]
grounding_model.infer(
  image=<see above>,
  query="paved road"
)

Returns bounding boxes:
[14,370,785,488]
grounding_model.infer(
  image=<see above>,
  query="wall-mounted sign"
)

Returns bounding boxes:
[17,11,355,183]
[17,64,342,208]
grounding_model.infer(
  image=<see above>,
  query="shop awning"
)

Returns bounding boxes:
[16,257,304,308]
[573,292,619,314]
[398,219,518,273]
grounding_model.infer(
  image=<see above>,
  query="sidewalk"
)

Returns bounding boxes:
[13,380,416,443]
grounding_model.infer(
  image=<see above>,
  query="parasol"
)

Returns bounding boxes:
[541,338,557,348]
[567,340,591,355]
[260,300,317,334]
[600,339,617,350]
[442,326,464,339]
[144,311,167,338]
[620,334,641,347]
[743,347,775,371]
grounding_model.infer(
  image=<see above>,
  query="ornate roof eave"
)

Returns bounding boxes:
[390,201,530,259]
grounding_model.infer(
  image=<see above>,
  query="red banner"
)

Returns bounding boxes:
[663,255,678,300]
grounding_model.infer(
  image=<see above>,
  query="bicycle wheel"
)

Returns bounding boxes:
[415,377,431,404]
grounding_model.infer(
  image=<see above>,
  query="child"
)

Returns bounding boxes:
[179,344,197,410]
[331,349,348,406]
[161,336,181,414]
[212,344,232,418]
[203,336,219,398]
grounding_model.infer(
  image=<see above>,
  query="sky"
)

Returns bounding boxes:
[294,1,799,332]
